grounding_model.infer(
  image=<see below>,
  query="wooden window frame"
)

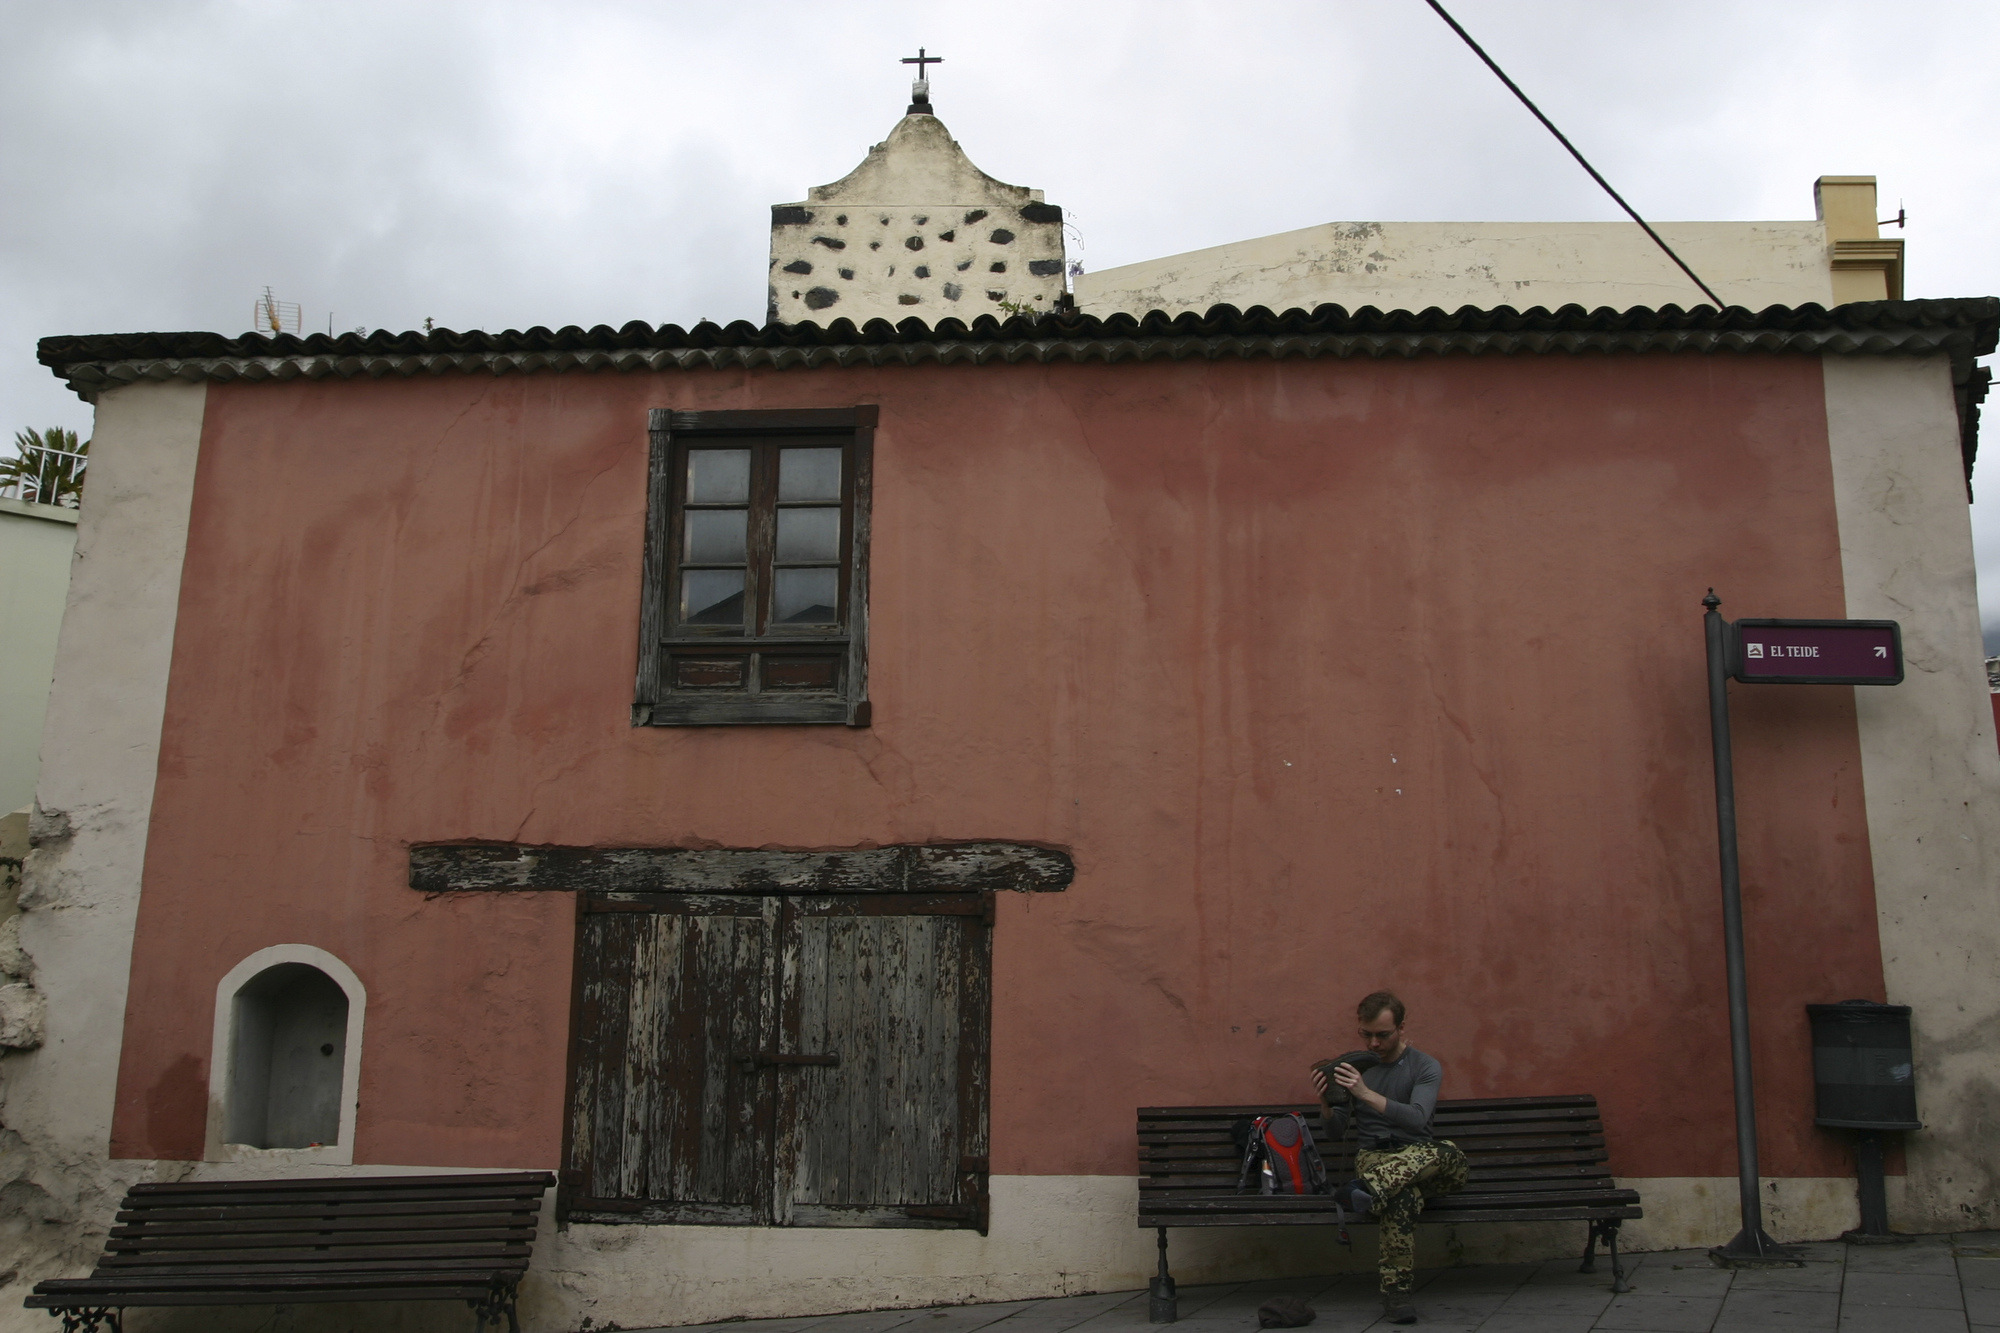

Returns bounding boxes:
[634,406,874,727]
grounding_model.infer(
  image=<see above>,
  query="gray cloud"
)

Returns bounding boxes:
[5,0,1997,622]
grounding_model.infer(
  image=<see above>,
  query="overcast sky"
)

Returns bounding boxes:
[5,0,1998,631]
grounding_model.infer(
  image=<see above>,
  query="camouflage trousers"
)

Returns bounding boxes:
[1354,1139,1469,1295]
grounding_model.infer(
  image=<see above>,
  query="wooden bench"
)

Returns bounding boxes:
[24,1171,556,1333]
[1137,1095,1641,1320]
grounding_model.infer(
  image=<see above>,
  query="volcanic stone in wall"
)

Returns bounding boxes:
[766,111,1067,325]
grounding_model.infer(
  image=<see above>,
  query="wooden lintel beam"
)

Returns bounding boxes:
[408,842,1074,896]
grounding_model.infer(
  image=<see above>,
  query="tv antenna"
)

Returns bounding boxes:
[253,286,301,335]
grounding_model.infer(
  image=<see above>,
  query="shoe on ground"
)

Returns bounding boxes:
[1382,1300,1417,1325]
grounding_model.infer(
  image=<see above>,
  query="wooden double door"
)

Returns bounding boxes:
[562,891,992,1230]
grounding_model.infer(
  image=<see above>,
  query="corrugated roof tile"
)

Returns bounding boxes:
[39,298,1996,477]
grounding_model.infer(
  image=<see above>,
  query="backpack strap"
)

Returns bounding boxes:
[1235,1116,1269,1193]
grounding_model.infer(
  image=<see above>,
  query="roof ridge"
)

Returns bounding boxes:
[39,297,2000,370]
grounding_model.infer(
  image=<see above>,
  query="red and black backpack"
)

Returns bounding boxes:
[1234,1112,1328,1196]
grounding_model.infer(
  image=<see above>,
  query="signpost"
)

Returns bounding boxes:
[1732,619,1903,686]
[1700,593,1903,1265]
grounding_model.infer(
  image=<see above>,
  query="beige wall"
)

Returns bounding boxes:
[1824,353,2000,1232]
[1818,176,1903,303]
[0,381,207,1326]
[1075,219,1835,319]
[0,499,78,816]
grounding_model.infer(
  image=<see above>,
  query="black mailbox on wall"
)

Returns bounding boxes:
[1806,1000,1920,1131]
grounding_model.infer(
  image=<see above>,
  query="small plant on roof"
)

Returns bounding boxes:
[994,294,1046,320]
[1,427,89,507]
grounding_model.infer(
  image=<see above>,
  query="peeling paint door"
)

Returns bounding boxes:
[565,894,780,1224]
[775,894,991,1229]
[563,890,991,1231]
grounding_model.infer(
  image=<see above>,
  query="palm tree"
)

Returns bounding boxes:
[1,427,89,507]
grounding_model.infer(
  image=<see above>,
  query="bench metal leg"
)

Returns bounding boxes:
[468,1283,521,1333]
[1148,1226,1178,1323]
[1578,1219,1631,1293]
[48,1310,121,1333]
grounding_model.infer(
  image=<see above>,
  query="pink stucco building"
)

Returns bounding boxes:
[6,105,1998,1333]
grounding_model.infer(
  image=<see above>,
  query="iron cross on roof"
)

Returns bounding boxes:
[902,48,942,112]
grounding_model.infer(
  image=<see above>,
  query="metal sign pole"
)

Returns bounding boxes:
[1701,590,1797,1264]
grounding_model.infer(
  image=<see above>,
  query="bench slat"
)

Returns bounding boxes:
[116,1188,547,1212]
[1418,1205,1642,1223]
[28,1285,503,1308]
[30,1272,514,1292]
[1141,1146,1605,1163]
[1141,1124,1604,1147]
[1144,1120,1608,1144]
[1135,1187,1636,1210]
[117,1199,541,1225]
[1141,1175,1618,1196]
[84,1259,527,1279]
[113,1200,536,1232]
[97,1243,533,1267]
[1141,1202,1639,1219]
[1140,1121,1606,1139]
[108,1226,535,1251]
[1142,1156,1614,1175]
[1139,1096,1598,1117]
[1137,1107,1605,1133]
[1152,1144,1600,1160]
[1143,1182,1617,1200]
[1141,1204,1642,1228]
[126,1172,553,1197]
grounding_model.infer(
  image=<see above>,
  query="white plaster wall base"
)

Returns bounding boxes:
[1824,353,2000,1232]
[0,381,208,1322]
[1610,1176,1870,1254]
[524,1172,1874,1330]
[0,1166,1885,1333]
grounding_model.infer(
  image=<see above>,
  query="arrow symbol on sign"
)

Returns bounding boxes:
[1874,647,1887,657]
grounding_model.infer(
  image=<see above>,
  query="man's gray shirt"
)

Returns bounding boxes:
[1323,1048,1442,1149]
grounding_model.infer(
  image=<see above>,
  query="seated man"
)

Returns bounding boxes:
[1311,990,1467,1326]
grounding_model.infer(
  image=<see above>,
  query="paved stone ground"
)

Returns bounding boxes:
[638,1232,2000,1333]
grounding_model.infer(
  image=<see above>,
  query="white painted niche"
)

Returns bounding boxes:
[207,945,365,1164]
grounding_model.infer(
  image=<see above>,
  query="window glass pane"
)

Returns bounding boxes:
[681,569,746,626]
[773,567,839,624]
[775,507,841,563]
[779,447,843,502]
[684,508,747,563]
[687,449,751,503]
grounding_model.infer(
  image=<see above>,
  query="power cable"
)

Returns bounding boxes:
[1422,0,1725,309]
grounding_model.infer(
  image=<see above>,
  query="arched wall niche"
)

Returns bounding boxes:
[205,944,366,1165]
